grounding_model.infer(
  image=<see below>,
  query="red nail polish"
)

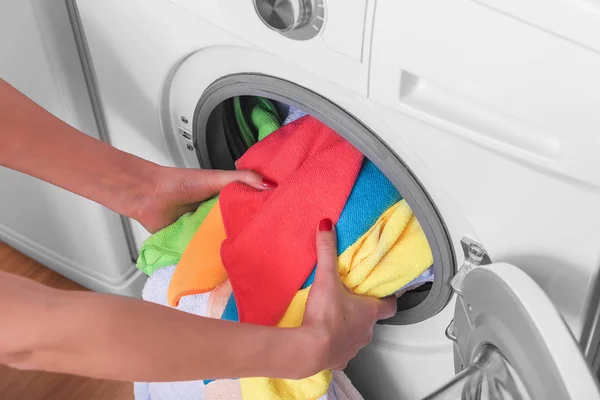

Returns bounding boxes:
[319,218,333,232]
[261,177,278,189]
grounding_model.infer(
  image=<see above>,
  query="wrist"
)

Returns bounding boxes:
[100,154,160,220]
[267,327,325,380]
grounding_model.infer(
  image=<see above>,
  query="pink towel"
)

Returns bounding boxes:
[219,116,364,326]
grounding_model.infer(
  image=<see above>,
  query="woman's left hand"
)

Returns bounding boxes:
[131,167,276,233]
[0,78,277,234]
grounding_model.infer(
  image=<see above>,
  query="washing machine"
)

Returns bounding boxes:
[66,0,600,398]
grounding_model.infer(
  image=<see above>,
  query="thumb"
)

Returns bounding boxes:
[377,296,398,320]
[210,170,278,193]
[313,219,341,287]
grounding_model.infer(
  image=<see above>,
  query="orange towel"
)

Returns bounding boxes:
[167,201,228,307]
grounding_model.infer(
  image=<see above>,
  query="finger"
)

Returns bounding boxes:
[376,296,398,320]
[313,219,341,286]
[235,170,277,191]
[212,170,277,192]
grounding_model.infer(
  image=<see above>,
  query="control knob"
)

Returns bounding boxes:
[254,0,314,33]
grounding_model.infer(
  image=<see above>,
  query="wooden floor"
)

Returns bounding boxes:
[0,241,133,400]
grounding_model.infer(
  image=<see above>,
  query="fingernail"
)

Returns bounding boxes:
[319,218,333,232]
[261,177,278,189]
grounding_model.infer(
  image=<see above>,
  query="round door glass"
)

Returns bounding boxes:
[424,344,531,400]
[192,75,457,325]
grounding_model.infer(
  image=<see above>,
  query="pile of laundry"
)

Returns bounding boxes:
[134,98,434,400]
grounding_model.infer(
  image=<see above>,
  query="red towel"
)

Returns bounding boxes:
[219,116,364,326]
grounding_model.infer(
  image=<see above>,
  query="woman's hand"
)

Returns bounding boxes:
[0,78,276,234]
[130,167,276,233]
[0,218,395,382]
[301,219,397,373]
[0,78,393,380]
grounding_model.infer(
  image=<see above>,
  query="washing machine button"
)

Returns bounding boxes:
[254,0,313,32]
[253,0,325,40]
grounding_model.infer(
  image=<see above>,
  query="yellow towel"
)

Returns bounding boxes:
[240,200,433,400]
[339,200,433,297]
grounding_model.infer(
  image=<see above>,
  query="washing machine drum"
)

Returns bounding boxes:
[192,89,449,326]
[201,95,283,171]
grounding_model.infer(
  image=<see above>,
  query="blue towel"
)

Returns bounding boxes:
[221,295,239,322]
[332,159,402,254]
[302,159,402,288]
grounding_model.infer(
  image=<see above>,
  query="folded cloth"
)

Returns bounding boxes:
[241,200,433,400]
[136,99,281,277]
[283,105,307,126]
[168,201,228,307]
[219,116,364,326]
[136,197,218,276]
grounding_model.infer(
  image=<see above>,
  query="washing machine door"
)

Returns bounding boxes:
[424,262,600,400]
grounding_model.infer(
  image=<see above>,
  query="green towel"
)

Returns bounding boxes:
[254,106,281,141]
[136,197,218,275]
[234,97,281,146]
[136,97,282,276]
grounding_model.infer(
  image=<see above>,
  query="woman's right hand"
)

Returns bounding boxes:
[301,218,397,374]
[0,217,396,382]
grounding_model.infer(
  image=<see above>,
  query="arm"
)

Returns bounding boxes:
[0,223,395,382]
[0,271,315,381]
[0,78,396,381]
[0,79,154,219]
[0,78,273,233]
